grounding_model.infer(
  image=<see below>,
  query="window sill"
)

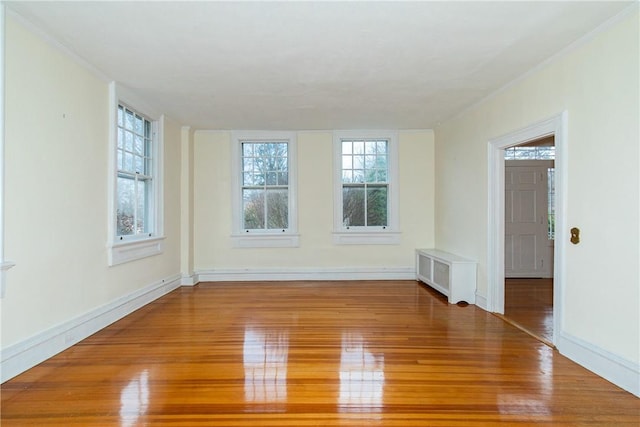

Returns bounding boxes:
[333,231,401,245]
[108,236,165,266]
[231,233,300,248]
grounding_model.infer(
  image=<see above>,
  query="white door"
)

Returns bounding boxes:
[505,161,553,278]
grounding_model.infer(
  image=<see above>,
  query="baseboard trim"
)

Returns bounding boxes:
[557,331,640,397]
[474,292,488,311]
[196,267,415,282]
[180,273,199,286]
[1,273,182,383]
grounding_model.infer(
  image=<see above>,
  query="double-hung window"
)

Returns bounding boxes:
[116,105,153,237]
[231,131,298,248]
[333,130,400,245]
[108,83,164,265]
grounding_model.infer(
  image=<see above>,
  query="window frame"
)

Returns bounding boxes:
[231,131,299,248]
[107,82,165,266]
[333,130,400,245]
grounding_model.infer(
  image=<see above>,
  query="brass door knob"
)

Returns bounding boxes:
[570,227,580,244]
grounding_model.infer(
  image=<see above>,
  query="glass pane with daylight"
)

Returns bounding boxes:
[243,157,255,173]
[243,189,265,229]
[124,109,134,130]
[135,115,144,134]
[343,186,365,227]
[266,189,288,229]
[242,143,254,157]
[117,106,124,127]
[367,185,388,226]
[342,155,353,170]
[342,140,353,155]
[134,155,144,174]
[117,176,136,236]
[125,131,134,153]
[134,135,144,155]
[136,179,149,234]
[277,172,288,185]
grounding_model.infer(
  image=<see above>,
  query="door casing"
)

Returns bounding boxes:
[487,112,567,345]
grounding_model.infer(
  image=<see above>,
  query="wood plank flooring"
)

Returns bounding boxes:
[2,281,638,426]
[504,278,554,345]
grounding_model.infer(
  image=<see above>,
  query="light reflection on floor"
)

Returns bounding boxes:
[243,328,289,406]
[119,369,149,427]
[338,331,385,413]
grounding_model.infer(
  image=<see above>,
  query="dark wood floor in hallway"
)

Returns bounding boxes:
[2,281,638,426]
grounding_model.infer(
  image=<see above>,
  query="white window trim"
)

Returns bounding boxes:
[107,82,165,265]
[231,131,299,248]
[332,130,400,245]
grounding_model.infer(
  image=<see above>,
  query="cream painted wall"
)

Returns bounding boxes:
[435,10,639,362]
[2,17,182,347]
[193,130,434,271]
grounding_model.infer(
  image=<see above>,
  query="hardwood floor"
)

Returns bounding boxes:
[504,278,554,345]
[2,281,638,426]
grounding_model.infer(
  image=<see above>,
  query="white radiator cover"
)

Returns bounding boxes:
[416,249,477,304]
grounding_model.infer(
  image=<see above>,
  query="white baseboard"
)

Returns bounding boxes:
[474,292,488,311]
[557,331,640,397]
[180,273,199,286]
[196,266,415,282]
[1,273,182,383]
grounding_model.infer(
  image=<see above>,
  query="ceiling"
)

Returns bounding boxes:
[6,1,633,130]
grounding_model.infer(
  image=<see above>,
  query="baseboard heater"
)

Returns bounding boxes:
[415,249,477,305]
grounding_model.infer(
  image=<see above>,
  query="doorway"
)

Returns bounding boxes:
[503,138,555,344]
[487,112,567,347]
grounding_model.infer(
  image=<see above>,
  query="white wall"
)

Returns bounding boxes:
[434,8,639,391]
[193,130,434,276]
[1,15,182,374]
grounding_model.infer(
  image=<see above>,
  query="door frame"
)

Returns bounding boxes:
[487,112,567,345]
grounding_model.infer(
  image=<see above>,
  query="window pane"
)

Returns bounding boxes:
[135,115,144,134]
[117,176,135,236]
[136,179,149,234]
[266,172,277,185]
[342,170,353,183]
[353,169,364,183]
[367,185,388,226]
[342,155,353,169]
[243,189,265,229]
[353,140,364,154]
[124,131,133,152]
[365,155,377,169]
[342,140,352,155]
[277,172,288,185]
[134,135,144,155]
[117,128,124,149]
[343,186,365,227]
[124,109,134,130]
[117,106,124,127]
[266,189,288,229]
[135,155,144,174]
[243,157,255,173]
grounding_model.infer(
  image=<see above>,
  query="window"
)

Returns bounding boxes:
[108,83,164,266]
[504,145,555,160]
[333,131,400,245]
[116,105,153,237]
[231,131,298,248]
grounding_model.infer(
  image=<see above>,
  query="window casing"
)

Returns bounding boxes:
[108,83,164,266]
[231,131,298,248]
[333,130,400,245]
